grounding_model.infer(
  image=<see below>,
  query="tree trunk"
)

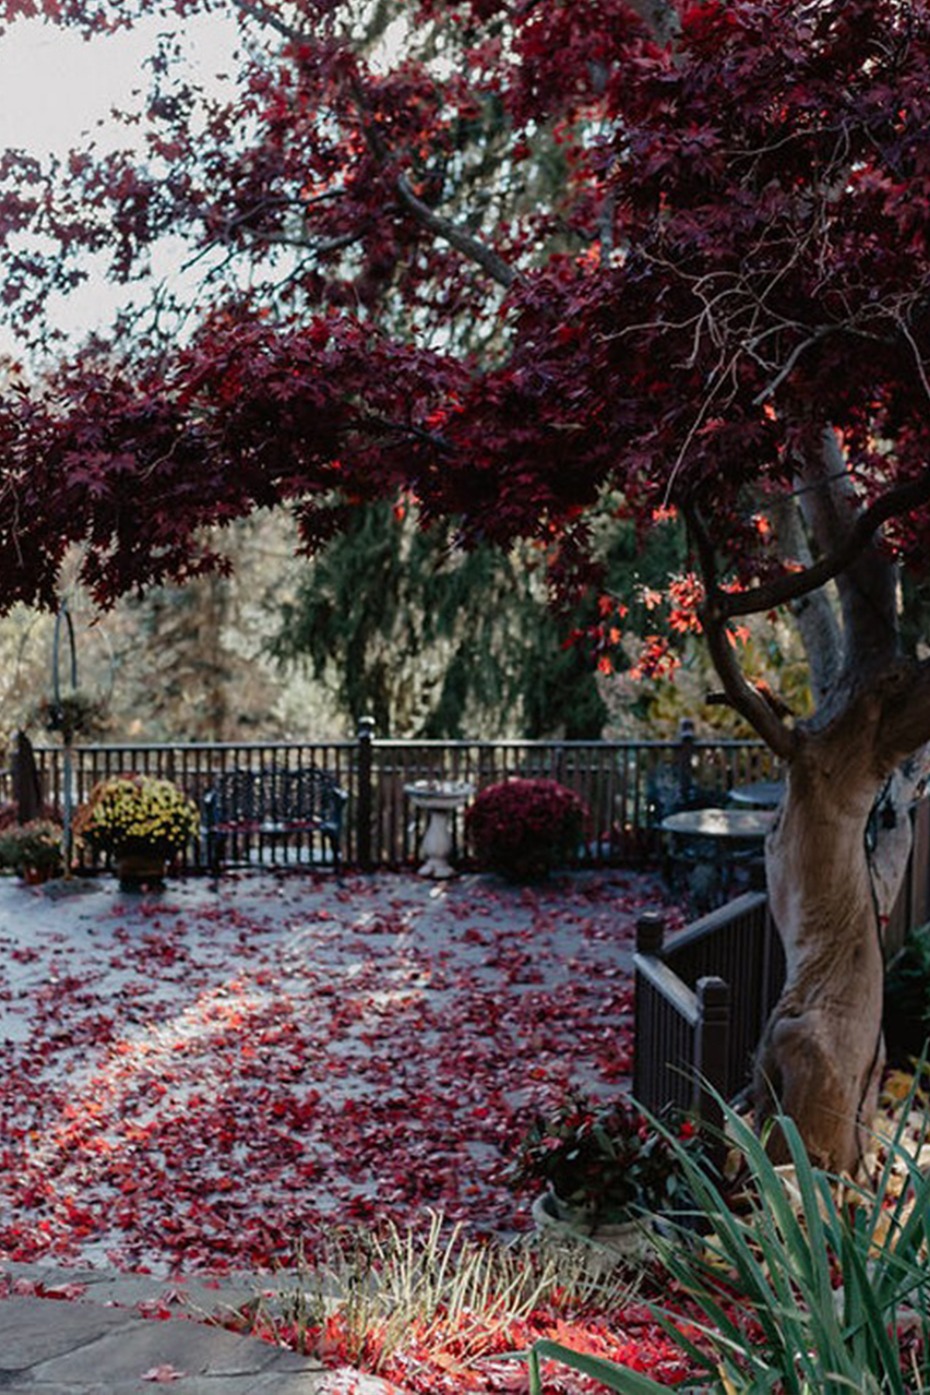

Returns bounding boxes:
[754,727,891,1173]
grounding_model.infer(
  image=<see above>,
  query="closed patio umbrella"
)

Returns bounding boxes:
[11,729,42,824]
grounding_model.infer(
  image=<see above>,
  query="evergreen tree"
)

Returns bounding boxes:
[271,501,608,738]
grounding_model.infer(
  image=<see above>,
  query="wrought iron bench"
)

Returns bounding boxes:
[201,767,348,874]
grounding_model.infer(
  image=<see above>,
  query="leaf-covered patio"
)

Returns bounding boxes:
[0,867,679,1277]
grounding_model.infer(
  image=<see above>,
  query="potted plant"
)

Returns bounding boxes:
[73,774,199,890]
[0,818,64,883]
[465,777,587,881]
[506,1090,701,1260]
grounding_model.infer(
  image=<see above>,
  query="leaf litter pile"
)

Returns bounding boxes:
[0,870,677,1279]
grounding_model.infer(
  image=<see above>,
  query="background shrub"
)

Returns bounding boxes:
[465,778,587,881]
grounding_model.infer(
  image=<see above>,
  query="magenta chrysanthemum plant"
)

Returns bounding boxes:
[465,778,587,882]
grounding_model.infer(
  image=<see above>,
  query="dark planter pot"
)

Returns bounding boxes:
[20,865,58,886]
[116,852,167,893]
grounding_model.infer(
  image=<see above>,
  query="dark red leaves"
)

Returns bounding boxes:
[0,0,930,616]
[0,871,672,1276]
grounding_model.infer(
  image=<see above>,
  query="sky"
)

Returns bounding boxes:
[0,16,167,155]
[0,10,411,356]
[0,13,240,353]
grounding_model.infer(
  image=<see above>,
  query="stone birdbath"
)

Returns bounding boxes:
[404,780,474,879]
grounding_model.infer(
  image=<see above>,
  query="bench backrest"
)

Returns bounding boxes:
[207,767,347,827]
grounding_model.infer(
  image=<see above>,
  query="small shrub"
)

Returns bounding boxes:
[506,1089,701,1224]
[0,819,64,875]
[465,777,587,881]
[73,774,199,860]
[220,1212,641,1382]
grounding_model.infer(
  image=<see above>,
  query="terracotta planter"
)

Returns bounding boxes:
[116,852,167,893]
[20,865,57,886]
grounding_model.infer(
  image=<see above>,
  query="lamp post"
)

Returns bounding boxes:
[51,600,78,877]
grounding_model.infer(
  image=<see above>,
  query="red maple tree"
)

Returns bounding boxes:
[1,0,930,1169]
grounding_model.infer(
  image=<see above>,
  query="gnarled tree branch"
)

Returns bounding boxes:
[721,465,930,619]
[395,176,517,290]
[686,501,799,759]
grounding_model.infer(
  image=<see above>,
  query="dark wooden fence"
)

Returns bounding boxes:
[7,722,783,872]
[885,794,930,957]
[633,894,782,1132]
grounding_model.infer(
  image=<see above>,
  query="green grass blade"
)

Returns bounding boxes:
[527,1344,542,1395]
[838,1224,906,1394]
[524,1339,680,1393]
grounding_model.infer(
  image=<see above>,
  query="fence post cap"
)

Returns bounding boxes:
[357,716,376,739]
[636,910,666,954]
[696,975,729,1011]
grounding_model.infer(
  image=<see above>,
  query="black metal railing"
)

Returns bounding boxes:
[4,723,784,872]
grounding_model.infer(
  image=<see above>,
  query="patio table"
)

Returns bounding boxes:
[728,780,786,809]
[660,807,776,841]
[659,806,775,907]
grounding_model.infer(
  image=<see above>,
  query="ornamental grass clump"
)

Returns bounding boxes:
[74,774,199,860]
[223,1212,649,1388]
[465,777,587,881]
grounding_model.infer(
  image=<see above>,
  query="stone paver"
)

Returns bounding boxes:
[0,1292,329,1393]
[0,1264,400,1393]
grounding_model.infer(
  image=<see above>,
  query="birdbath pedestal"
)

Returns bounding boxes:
[404,781,474,879]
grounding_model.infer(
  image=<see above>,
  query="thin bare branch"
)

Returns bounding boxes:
[686,502,798,758]
[395,176,516,290]
[897,314,930,407]
[348,71,517,289]
[751,327,831,404]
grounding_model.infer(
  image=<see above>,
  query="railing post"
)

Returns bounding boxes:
[636,909,666,956]
[677,717,695,804]
[694,974,730,1141]
[356,716,375,871]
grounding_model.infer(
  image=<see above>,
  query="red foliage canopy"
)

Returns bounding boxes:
[0,0,929,640]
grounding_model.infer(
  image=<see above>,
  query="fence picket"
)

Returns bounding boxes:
[1,732,783,871]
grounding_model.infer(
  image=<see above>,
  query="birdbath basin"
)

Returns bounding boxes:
[404,781,474,878]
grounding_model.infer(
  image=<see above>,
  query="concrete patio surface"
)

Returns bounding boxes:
[0,864,671,1392]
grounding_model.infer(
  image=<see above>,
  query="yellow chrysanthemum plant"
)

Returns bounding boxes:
[74,774,199,862]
